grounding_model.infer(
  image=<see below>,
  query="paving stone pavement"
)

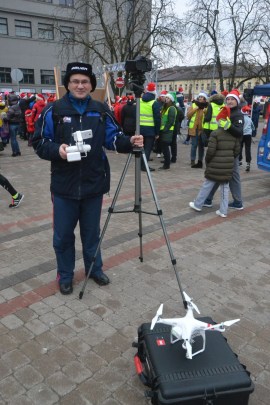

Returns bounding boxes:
[0,129,269,404]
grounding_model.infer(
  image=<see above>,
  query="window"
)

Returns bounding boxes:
[201,84,204,90]
[0,17,8,35]
[41,69,55,85]
[38,0,52,2]
[0,67,11,83]
[15,20,32,38]
[60,26,74,40]
[195,83,198,91]
[207,83,210,90]
[59,0,74,6]
[20,68,34,84]
[38,23,54,40]
[248,82,251,89]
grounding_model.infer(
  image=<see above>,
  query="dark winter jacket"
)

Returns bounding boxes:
[121,100,136,135]
[6,95,22,124]
[204,128,240,182]
[32,93,133,199]
[140,92,161,137]
[226,106,244,140]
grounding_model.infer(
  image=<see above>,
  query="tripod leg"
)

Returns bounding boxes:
[141,153,187,308]
[79,152,133,299]
[134,150,143,262]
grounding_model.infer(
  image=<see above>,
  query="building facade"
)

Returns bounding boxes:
[0,0,88,94]
[157,65,263,99]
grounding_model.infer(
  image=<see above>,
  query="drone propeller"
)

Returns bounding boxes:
[150,304,163,330]
[183,291,200,314]
[206,318,240,331]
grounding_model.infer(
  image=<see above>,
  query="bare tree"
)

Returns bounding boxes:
[53,0,182,93]
[182,0,266,90]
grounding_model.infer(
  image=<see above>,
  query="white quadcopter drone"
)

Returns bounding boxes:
[150,292,240,360]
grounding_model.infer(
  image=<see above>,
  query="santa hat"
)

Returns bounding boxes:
[145,82,156,94]
[165,93,175,103]
[178,87,184,93]
[221,90,228,97]
[36,93,45,101]
[198,92,209,100]
[159,90,168,96]
[20,93,26,99]
[226,88,241,104]
[241,105,251,115]
[216,106,231,121]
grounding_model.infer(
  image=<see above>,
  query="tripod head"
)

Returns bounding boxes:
[125,56,152,98]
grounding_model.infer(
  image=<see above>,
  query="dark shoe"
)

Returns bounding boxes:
[90,273,110,286]
[11,153,17,157]
[191,160,195,167]
[192,161,203,168]
[16,152,21,156]
[171,158,176,163]
[9,193,24,208]
[158,166,170,170]
[141,167,155,172]
[246,163,250,172]
[59,282,73,295]
[228,201,244,210]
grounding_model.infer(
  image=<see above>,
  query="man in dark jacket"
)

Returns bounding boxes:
[33,62,143,295]
[203,89,244,209]
[7,94,22,157]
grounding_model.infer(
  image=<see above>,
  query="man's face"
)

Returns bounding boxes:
[67,74,92,99]
[226,96,238,108]
[198,96,206,102]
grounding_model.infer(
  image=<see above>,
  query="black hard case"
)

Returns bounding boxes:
[135,319,254,405]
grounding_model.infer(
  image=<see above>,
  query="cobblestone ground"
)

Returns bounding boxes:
[0,128,269,404]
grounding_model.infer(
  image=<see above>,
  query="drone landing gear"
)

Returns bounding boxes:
[79,147,186,305]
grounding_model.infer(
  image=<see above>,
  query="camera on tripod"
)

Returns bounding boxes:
[66,129,92,162]
[125,56,152,96]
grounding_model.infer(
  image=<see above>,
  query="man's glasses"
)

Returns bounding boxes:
[69,79,91,86]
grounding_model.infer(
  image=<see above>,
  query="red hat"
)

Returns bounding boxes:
[178,87,184,92]
[221,90,228,97]
[241,105,251,115]
[216,106,231,121]
[226,89,241,104]
[160,90,168,96]
[145,82,156,94]
[20,92,26,99]
[36,93,45,101]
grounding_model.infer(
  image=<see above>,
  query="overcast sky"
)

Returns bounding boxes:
[173,1,190,17]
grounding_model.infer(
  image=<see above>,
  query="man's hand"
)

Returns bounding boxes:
[59,143,69,159]
[217,118,231,130]
[130,135,144,148]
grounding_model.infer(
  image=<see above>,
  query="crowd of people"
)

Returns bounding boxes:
[0,62,261,293]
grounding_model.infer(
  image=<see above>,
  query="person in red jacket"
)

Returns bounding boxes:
[25,109,35,146]
[31,94,46,125]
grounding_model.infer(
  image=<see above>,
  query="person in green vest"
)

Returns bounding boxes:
[202,92,225,146]
[139,82,161,172]
[187,93,208,168]
[158,93,177,170]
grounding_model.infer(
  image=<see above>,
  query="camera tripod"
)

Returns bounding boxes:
[79,147,185,304]
[79,85,186,308]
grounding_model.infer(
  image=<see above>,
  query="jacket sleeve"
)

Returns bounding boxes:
[152,101,161,135]
[32,105,63,161]
[205,132,217,164]
[227,111,244,138]
[203,104,213,123]
[187,105,198,120]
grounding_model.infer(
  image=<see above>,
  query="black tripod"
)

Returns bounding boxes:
[79,89,187,308]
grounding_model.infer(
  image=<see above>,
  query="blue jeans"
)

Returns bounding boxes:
[191,132,204,162]
[53,194,103,283]
[9,124,20,154]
